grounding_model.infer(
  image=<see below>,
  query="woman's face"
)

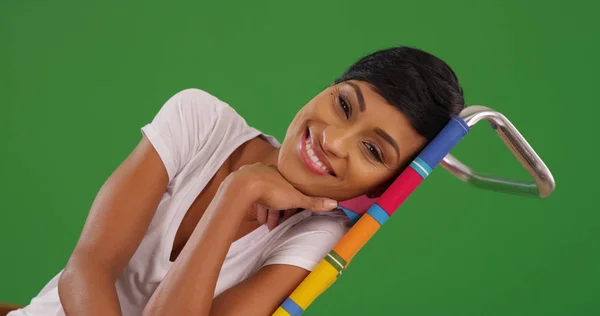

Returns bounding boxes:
[277,80,427,201]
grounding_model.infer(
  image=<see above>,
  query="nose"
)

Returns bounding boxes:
[321,125,350,159]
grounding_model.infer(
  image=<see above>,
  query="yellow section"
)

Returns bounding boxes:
[272,214,383,316]
[288,260,339,309]
[272,307,292,316]
[333,213,380,261]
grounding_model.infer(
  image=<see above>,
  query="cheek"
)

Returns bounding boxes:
[303,93,336,119]
[343,162,393,194]
[285,111,305,136]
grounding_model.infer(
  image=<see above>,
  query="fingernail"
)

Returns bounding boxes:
[324,199,338,210]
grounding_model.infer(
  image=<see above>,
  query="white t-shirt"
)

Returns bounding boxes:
[10,88,349,316]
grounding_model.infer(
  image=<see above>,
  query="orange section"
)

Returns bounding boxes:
[333,214,381,262]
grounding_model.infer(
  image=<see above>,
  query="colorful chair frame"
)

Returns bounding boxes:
[273,105,556,315]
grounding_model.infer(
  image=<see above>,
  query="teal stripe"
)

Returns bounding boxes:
[410,157,432,179]
[410,161,428,178]
[414,157,432,174]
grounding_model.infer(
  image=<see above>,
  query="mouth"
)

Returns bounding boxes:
[300,127,336,177]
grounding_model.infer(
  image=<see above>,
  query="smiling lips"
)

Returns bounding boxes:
[300,128,335,176]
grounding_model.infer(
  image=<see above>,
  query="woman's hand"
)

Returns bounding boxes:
[250,204,302,231]
[144,163,339,316]
[229,163,338,221]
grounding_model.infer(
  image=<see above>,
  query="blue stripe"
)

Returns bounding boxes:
[366,204,390,225]
[281,297,304,316]
[338,206,361,226]
[410,157,432,179]
[419,116,470,168]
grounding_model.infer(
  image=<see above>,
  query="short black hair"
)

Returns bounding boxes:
[335,46,465,141]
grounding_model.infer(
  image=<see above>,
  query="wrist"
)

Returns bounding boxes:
[221,171,262,205]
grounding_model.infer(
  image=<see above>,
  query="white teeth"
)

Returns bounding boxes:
[304,137,330,174]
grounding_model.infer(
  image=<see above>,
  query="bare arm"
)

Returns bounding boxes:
[209,264,311,315]
[58,137,169,315]
[143,174,252,316]
[143,163,338,316]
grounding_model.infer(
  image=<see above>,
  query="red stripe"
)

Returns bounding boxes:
[376,167,423,215]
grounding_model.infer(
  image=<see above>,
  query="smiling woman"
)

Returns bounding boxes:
[280,80,429,201]
[8,46,464,316]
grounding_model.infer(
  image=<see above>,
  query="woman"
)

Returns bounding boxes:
[9,46,464,316]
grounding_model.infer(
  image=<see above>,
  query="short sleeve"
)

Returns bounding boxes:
[141,88,221,182]
[262,214,349,271]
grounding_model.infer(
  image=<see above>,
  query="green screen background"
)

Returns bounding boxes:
[2,1,598,315]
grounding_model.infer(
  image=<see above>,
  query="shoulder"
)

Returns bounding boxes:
[160,88,229,116]
[142,88,258,181]
[147,88,228,132]
[152,88,256,141]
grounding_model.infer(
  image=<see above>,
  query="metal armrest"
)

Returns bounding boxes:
[441,105,555,198]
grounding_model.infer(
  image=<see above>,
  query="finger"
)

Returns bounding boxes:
[300,195,338,212]
[282,208,299,222]
[267,209,281,231]
[256,204,268,224]
[247,204,256,216]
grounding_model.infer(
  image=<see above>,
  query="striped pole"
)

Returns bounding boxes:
[272,116,470,316]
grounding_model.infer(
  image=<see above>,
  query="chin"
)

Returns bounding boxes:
[277,128,362,201]
[277,164,319,195]
[279,171,359,202]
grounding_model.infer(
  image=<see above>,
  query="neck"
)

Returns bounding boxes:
[260,145,280,166]
[229,136,280,174]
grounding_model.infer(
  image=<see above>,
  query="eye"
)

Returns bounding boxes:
[338,95,351,119]
[363,142,384,163]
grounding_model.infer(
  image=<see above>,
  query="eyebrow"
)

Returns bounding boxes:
[374,127,400,159]
[344,82,400,161]
[345,81,366,112]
